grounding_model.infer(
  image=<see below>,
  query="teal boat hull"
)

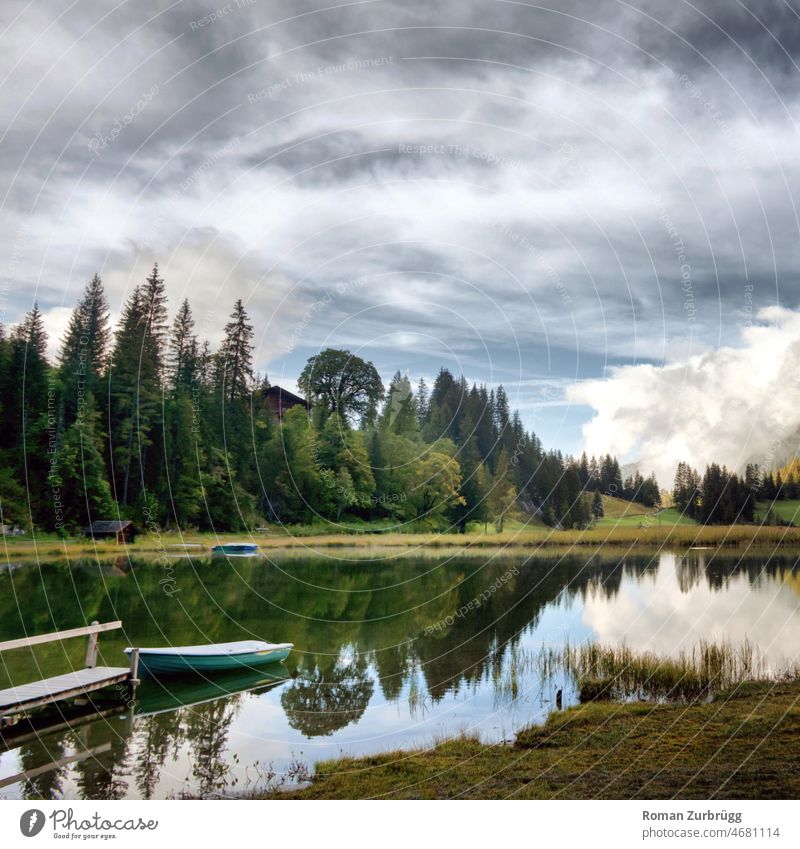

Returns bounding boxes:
[126,643,292,678]
[211,544,259,555]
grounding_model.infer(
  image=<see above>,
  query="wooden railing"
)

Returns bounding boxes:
[0,620,139,680]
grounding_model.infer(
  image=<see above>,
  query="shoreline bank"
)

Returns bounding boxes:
[273,680,800,799]
[4,523,800,559]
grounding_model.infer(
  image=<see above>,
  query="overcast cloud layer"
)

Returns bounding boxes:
[1,0,799,478]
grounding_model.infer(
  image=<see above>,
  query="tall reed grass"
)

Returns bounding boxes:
[497,639,799,703]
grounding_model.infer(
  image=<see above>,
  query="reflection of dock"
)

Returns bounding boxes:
[0,701,128,750]
[0,742,112,790]
[0,621,138,725]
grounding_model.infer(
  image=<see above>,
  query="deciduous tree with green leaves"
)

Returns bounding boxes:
[299,348,384,427]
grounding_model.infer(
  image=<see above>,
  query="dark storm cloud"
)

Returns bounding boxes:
[1,0,798,428]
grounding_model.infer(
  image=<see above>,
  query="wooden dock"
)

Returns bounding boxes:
[0,620,139,725]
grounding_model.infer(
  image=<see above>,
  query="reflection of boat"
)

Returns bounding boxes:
[134,666,289,715]
[124,640,293,676]
[212,543,259,556]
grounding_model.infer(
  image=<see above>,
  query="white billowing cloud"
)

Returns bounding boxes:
[567,306,800,484]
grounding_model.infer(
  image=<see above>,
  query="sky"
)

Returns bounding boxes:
[1,0,799,484]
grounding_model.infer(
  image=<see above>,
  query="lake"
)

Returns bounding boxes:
[1,549,799,799]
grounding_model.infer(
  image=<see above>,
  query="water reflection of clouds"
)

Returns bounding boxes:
[581,554,800,665]
[4,553,799,799]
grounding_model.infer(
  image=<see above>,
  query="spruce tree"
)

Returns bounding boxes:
[107,287,146,506]
[494,385,510,433]
[379,371,417,435]
[59,274,110,425]
[141,263,169,378]
[107,272,167,508]
[7,305,51,523]
[416,377,429,427]
[219,299,254,404]
[168,298,197,391]
[58,406,116,528]
[592,489,604,519]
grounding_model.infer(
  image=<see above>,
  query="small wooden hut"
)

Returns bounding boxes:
[264,385,310,419]
[84,520,138,544]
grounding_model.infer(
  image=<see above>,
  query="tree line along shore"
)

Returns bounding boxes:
[0,266,792,538]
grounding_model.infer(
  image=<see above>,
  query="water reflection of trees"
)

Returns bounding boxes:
[282,652,373,737]
[17,736,68,799]
[133,708,184,799]
[72,716,130,800]
[2,551,798,798]
[184,699,241,797]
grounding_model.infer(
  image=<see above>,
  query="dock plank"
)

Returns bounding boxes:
[0,667,131,715]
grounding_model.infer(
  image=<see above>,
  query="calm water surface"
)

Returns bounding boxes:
[1,550,799,799]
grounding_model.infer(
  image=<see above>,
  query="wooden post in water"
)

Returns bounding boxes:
[84,621,100,668]
[128,648,140,685]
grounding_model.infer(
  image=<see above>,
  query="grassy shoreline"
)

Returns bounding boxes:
[4,522,800,559]
[275,680,800,799]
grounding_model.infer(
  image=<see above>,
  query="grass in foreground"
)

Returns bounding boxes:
[277,680,800,799]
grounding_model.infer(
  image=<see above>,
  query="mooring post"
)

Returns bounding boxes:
[84,621,100,668]
[128,648,140,685]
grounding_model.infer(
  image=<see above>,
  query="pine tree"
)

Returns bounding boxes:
[58,406,116,528]
[379,371,417,435]
[168,298,197,391]
[107,274,167,507]
[58,274,111,382]
[164,393,204,527]
[493,384,512,454]
[451,436,486,531]
[416,377,429,427]
[7,304,51,523]
[475,385,496,465]
[141,263,169,378]
[592,489,604,519]
[56,273,111,470]
[579,452,590,487]
[494,385,510,432]
[219,299,254,404]
[107,287,145,506]
[424,368,460,442]
[588,455,599,489]
[196,340,213,387]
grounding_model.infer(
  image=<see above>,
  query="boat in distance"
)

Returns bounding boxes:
[211,542,260,555]
[124,640,293,676]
